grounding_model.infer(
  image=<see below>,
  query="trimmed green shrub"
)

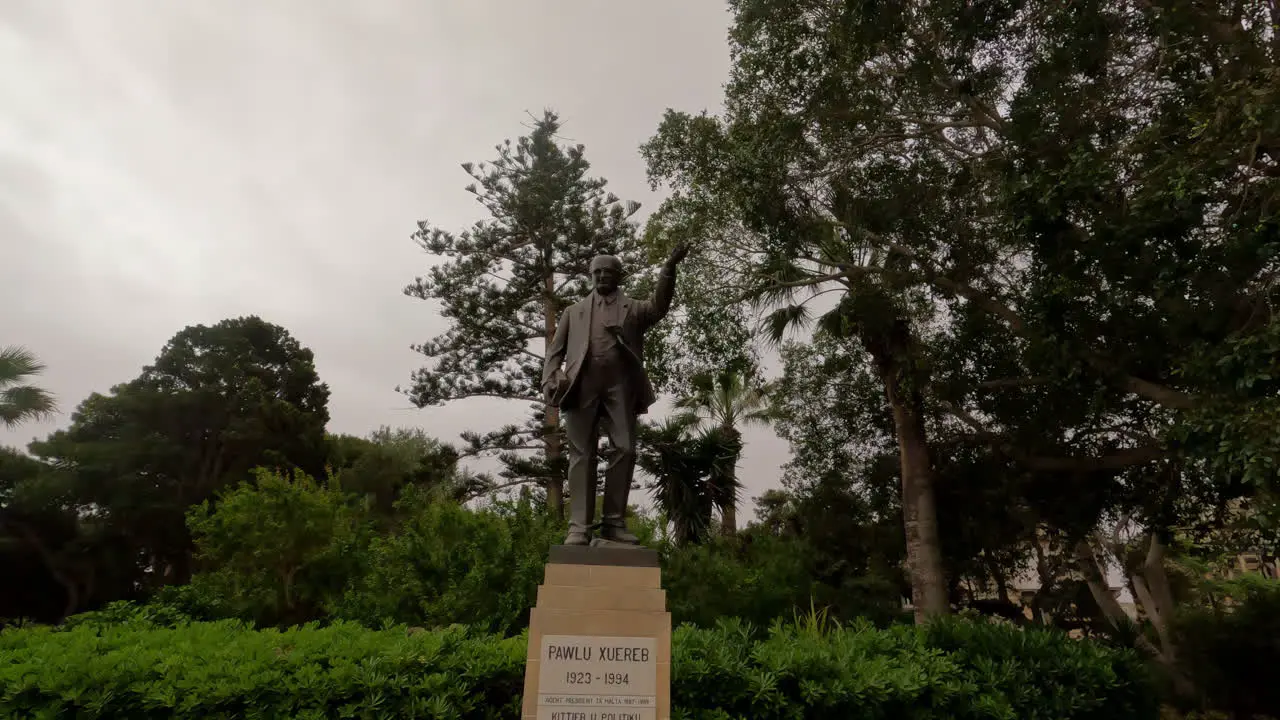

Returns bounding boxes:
[0,620,525,719]
[672,617,1157,720]
[0,617,1156,719]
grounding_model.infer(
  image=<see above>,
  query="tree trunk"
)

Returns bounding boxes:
[1074,540,1132,626]
[1074,538,1198,697]
[1129,533,1180,662]
[720,468,738,537]
[864,319,949,622]
[1141,534,1179,647]
[11,521,80,619]
[544,404,564,518]
[282,565,298,613]
[543,273,565,518]
[1031,530,1054,625]
[990,557,1011,605]
[720,426,739,536]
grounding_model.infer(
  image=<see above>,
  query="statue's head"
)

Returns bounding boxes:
[589,254,623,294]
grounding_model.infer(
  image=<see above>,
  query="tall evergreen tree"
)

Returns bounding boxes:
[403,111,643,515]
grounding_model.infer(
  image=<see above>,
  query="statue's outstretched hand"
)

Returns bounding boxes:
[667,242,690,266]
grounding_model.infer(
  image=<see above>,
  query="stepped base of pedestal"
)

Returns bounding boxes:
[523,546,671,720]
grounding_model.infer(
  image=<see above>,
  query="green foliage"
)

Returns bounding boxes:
[187,468,368,626]
[640,252,761,400]
[326,426,483,516]
[669,371,773,535]
[60,595,205,631]
[0,446,135,623]
[645,0,1280,632]
[637,418,736,546]
[1172,577,1280,718]
[1174,318,1280,490]
[27,316,331,592]
[742,477,915,630]
[0,618,1156,719]
[0,621,525,719]
[331,491,561,635]
[673,617,1156,719]
[0,345,56,428]
[662,534,905,630]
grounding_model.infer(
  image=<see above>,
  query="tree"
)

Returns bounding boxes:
[638,230,761,401]
[745,477,907,625]
[403,110,644,516]
[187,468,366,626]
[0,346,56,429]
[673,371,773,535]
[635,417,734,546]
[29,316,331,587]
[327,426,485,518]
[772,332,1041,617]
[643,116,952,617]
[332,491,562,635]
[643,0,1280,621]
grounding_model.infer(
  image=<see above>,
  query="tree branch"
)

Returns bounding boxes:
[461,476,540,500]
[853,228,1199,410]
[940,401,1168,472]
[977,376,1053,389]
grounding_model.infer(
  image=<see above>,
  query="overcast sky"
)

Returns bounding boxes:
[0,0,789,519]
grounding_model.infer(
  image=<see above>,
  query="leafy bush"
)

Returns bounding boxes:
[329,490,562,635]
[662,534,905,628]
[0,617,1156,719]
[60,584,232,631]
[0,621,524,719]
[673,618,1157,720]
[1173,576,1280,719]
[61,599,198,631]
[187,468,371,626]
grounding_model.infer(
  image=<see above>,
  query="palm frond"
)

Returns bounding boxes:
[0,385,57,426]
[760,304,813,348]
[816,305,864,340]
[0,345,56,428]
[669,409,705,430]
[0,346,46,385]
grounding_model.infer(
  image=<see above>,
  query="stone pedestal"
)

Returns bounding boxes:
[523,545,671,720]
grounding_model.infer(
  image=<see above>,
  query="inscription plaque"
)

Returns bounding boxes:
[536,635,657,720]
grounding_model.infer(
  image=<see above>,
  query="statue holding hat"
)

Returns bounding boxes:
[542,243,691,546]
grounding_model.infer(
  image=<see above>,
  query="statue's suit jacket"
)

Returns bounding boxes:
[542,269,677,415]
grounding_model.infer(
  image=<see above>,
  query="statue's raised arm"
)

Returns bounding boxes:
[633,242,689,330]
[540,244,690,547]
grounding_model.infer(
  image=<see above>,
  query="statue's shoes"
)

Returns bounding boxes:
[593,527,640,545]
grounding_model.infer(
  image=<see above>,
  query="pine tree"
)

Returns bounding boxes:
[402,110,643,516]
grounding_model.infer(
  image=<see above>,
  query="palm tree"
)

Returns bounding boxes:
[673,371,773,536]
[636,416,737,546]
[0,346,57,429]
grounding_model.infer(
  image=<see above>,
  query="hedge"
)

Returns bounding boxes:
[0,616,1157,719]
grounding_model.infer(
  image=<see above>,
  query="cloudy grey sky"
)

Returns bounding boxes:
[0,0,789,518]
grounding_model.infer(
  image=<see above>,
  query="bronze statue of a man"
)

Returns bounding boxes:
[542,244,689,546]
